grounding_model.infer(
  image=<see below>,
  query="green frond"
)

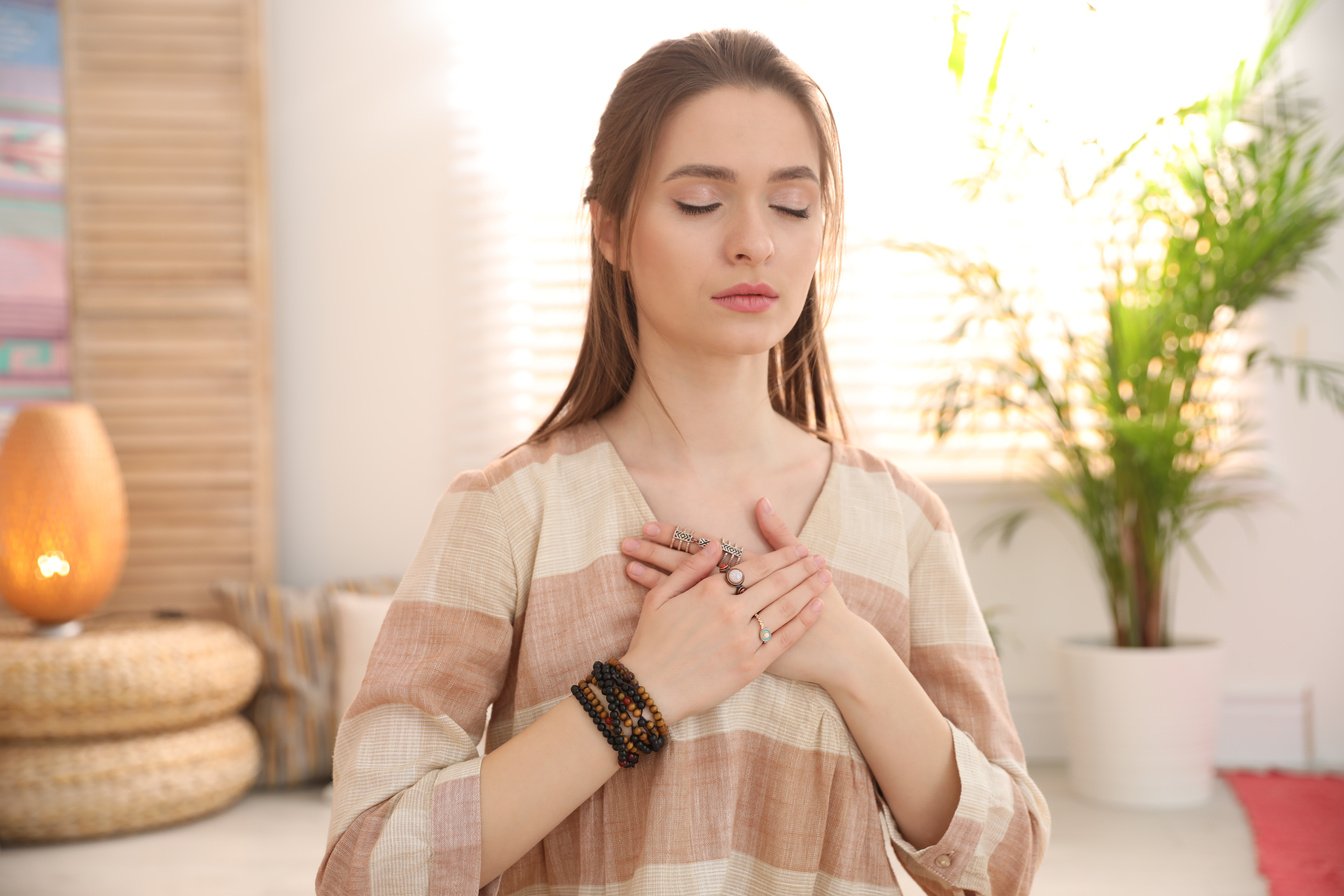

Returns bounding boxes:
[901,0,1344,647]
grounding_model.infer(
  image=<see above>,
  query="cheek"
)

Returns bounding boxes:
[630,217,703,283]
[788,226,825,278]
[628,215,663,272]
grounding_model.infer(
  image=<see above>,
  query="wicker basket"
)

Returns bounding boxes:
[0,714,262,843]
[0,615,263,739]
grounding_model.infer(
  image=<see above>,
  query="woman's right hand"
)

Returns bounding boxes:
[618,540,829,727]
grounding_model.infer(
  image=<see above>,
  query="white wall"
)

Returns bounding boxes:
[268,3,486,584]
[268,1,1344,766]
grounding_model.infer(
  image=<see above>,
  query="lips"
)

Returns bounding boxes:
[711,282,780,314]
[712,282,779,300]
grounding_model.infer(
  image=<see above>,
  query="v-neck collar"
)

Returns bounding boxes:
[580,418,841,555]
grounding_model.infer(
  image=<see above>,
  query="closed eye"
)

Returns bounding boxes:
[676,201,811,219]
[676,201,721,216]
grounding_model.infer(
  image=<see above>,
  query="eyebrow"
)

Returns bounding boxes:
[661,164,819,184]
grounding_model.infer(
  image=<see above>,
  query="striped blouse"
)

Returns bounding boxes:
[317,421,1049,895]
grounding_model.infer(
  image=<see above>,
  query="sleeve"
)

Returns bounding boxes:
[316,469,519,896]
[879,491,1051,896]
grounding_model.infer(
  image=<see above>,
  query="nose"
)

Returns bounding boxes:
[726,205,774,265]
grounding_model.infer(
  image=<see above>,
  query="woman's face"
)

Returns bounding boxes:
[617,86,825,363]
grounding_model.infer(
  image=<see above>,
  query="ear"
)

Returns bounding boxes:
[590,201,619,267]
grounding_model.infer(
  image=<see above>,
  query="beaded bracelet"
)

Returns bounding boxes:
[600,659,670,749]
[571,679,640,767]
[571,659,669,768]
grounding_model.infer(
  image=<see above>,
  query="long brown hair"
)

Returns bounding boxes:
[529,29,848,445]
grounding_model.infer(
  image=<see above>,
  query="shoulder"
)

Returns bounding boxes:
[449,422,611,496]
[829,440,954,534]
[433,422,620,549]
[409,425,616,606]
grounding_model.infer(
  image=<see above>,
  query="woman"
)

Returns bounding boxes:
[319,29,1048,896]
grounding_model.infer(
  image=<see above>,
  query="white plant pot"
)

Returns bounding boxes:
[1060,638,1223,809]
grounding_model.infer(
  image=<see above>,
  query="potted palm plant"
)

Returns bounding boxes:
[914,0,1344,806]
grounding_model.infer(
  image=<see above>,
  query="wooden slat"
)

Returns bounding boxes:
[77,226,246,244]
[73,215,249,251]
[73,182,246,202]
[80,356,259,373]
[70,33,241,57]
[125,540,254,563]
[72,0,241,18]
[79,376,252,400]
[70,178,247,199]
[75,258,250,281]
[109,588,230,619]
[129,507,254,529]
[102,406,253,431]
[120,470,254,490]
[77,315,251,341]
[65,127,249,150]
[79,246,249,266]
[118,564,254,587]
[68,146,243,169]
[130,487,254,515]
[69,79,244,101]
[65,0,272,617]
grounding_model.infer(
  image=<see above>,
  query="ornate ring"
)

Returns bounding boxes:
[724,566,747,594]
[752,613,773,644]
[717,540,743,571]
[671,525,696,553]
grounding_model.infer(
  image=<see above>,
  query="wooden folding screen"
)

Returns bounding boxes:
[62,0,272,614]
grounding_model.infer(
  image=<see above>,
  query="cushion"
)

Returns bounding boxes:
[0,615,261,739]
[331,590,395,728]
[214,577,398,787]
[0,715,261,843]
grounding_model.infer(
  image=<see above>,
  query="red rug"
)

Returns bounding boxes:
[1223,770,1344,896]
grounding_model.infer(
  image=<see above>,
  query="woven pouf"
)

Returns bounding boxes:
[0,715,261,843]
[0,615,263,738]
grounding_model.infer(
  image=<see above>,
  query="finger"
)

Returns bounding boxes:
[753,594,825,663]
[642,521,714,555]
[621,535,685,576]
[756,497,802,551]
[646,541,721,609]
[624,559,668,591]
[725,545,820,607]
[750,561,831,634]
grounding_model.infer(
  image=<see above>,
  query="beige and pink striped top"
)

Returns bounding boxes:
[318,422,1049,895]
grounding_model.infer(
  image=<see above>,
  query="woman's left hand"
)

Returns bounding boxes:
[622,499,864,692]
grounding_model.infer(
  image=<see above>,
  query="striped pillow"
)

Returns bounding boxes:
[215,578,399,787]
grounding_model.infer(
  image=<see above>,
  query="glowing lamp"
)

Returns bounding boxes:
[0,402,127,636]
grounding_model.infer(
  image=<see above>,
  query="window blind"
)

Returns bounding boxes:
[434,2,1269,480]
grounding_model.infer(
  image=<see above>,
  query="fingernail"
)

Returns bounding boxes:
[809,598,824,613]
[809,554,824,570]
[795,543,808,558]
[761,497,774,514]
[818,569,832,584]
[622,538,640,552]
[629,561,647,575]
[643,522,660,537]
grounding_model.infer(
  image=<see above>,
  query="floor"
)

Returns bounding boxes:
[0,764,1266,895]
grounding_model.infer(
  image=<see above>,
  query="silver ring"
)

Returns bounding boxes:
[717,540,743,571]
[671,525,696,553]
[753,613,772,644]
[724,566,747,594]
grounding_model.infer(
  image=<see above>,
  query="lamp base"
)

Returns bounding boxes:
[34,620,83,638]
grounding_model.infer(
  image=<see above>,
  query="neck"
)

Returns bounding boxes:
[599,338,792,474]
